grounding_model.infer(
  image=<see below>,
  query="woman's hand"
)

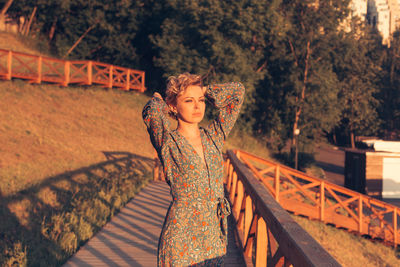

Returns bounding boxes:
[153,92,163,100]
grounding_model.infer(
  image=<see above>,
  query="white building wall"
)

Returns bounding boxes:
[367,0,391,44]
[351,0,368,20]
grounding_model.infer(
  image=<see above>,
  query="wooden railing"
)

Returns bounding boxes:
[0,49,146,91]
[225,150,341,267]
[233,149,400,248]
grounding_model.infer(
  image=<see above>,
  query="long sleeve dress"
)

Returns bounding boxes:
[142,82,245,266]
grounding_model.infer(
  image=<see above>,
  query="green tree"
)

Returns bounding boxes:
[332,21,381,148]
[150,0,285,128]
[5,0,143,68]
[255,0,350,153]
[377,30,400,136]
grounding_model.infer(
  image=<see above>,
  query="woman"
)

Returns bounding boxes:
[142,73,245,266]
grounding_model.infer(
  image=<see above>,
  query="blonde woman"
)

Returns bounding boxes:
[143,73,245,266]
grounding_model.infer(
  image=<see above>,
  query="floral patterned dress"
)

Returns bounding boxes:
[142,82,245,266]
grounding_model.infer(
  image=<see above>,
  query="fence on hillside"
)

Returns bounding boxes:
[0,49,145,91]
[229,149,400,248]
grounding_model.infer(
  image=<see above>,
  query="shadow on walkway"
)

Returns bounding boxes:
[0,152,154,266]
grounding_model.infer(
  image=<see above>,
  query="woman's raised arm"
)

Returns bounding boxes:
[142,93,171,155]
[205,82,245,149]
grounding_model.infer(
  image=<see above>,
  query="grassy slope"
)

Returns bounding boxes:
[0,32,399,266]
[0,80,154,196]
[293,216,400,267]
[0,32,48,55]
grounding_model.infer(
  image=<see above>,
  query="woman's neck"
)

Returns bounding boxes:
[177,121,200,139]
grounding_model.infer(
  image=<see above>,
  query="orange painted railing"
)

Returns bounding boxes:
[229,149,400,248]
[225,150,341,266]
[0,49,145,91]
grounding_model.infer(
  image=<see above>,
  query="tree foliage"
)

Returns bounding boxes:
[254,0,350,150]
[150,0,285,129]
[4,0,143,67]
[332,21,381,147]
[377,30,400,134]
[2,0,400,149]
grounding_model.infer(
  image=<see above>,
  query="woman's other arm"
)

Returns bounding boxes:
[142,92,171,155]
[206,82,245,148]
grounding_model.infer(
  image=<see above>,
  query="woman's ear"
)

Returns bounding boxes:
[168,104,178,119]
[169,104,177,114]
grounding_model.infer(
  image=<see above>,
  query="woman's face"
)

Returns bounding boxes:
[173,85,206,124]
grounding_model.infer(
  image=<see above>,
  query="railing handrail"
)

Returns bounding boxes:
[226,150,341,266]
[0,48,146,91]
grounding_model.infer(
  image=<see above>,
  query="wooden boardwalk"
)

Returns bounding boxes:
[64,181,247,267]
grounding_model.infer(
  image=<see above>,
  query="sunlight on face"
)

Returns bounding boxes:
[174,85,206,124]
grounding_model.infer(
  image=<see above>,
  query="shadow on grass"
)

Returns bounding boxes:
[0,152,155,266]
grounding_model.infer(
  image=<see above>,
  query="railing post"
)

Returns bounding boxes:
[244,214,257,258]
[108,65,113,89]
[6,50,12,80]
[359,195,363,233]
[126,69,130,90]
[233,180,244,220]
[227,164,233,192]
[229,171,237,203]
[36,55,42,83]
[243,195,253,242]
[320,181,325,222]
[87,61,93,85]
[256,216,268,267]
[141,71,145,92]
[394,207,397,247]
[237,192,246,232]
[274,165,280,202]
[63,61,70,86]
[224,159,230,184]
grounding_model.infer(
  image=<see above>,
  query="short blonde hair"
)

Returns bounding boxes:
[165,73,203,119]
[165,72,202,106]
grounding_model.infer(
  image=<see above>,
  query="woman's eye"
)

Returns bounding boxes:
[185,100,192,103]
[200,99,205,102]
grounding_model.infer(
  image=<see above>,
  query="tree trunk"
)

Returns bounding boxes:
[48,19,57,41]
[0,0,14,16]
[63,24,96,58]
[0,0,14,30]
[291,40,311,147]
[23,6,37,36]
[350,131,355,148]
[333,130,337,145]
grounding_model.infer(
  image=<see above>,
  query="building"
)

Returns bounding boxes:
[349,0,400,45]
[351,0,368,21]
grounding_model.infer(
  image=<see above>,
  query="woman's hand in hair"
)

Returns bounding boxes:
[153,92,163,100]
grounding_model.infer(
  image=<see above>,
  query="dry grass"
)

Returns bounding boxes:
[293,215,400,266]
[0,80,155,265]
[225,128,271,160]
[0,80,154,196]
[0,32,48,55]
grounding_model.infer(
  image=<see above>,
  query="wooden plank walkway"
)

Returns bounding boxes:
[64,181,247,267]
